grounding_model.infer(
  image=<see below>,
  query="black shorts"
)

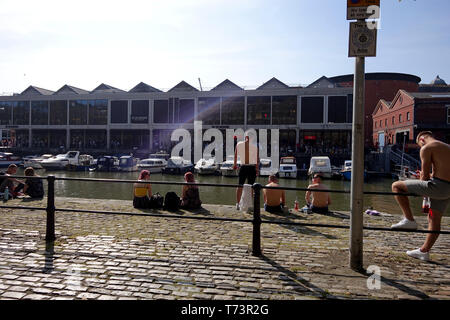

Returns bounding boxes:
[238,165,257,186]
[311,206,329,214]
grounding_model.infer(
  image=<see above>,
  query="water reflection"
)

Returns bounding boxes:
[18,168,426,216]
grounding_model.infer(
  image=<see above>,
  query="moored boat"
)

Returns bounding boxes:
[137,158,167,173]
[308,156,332,179]
[0,152,23,168]
[119,155,139,172]
[279,156,297,179]
[163,157,194,174]
[195,158,220,175]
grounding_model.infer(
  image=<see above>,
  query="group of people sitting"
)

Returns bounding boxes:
[0,164,45,199]
[132,167,331,215]
[133,170,202,210]
[261,173,330,214]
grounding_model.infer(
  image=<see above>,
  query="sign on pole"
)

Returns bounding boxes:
[348,21,377,57]
[347,0,380,20]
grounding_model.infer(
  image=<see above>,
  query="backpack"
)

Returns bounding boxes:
[149,192,164,209]
[163,192,180,211]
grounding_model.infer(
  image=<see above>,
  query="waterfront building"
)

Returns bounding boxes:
[0,78,354,160]
[372,89,450,149]
[0,72,427,161]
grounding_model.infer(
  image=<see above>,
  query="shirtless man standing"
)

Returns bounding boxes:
[263,175,286,214]
[391,131,450,261]
[305,174,331,214]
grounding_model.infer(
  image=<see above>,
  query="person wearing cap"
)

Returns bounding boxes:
[305,174,331,214]
[233,134,259,210]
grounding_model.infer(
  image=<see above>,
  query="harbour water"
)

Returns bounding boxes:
[16,168,427,216]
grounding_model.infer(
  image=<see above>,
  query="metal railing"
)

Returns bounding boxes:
[0,175,449,258]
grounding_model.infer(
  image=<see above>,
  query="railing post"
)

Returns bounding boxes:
[252,183,262,257]
[46,175,56,242]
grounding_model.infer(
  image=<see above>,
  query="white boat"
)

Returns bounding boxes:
[0,152,23,168]
[22,154,52,169]
[259,158,278,177]
[194,158,219,175]
[220,157,240,177]
[279,156,297,179]
[119,155,139,172]
[66,154,95,171]
[308,156,332,179]
[137,158,167,173]
[40,151,81,171]
[163,156,194,174]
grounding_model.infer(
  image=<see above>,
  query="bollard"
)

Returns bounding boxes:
[252,183,262,257]
[45,175,56,242]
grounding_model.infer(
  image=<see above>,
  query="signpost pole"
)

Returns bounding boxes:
[349,52,365,271]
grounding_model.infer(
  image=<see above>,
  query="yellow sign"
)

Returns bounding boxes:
[347,0,380,7]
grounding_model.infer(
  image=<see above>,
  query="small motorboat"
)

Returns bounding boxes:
[194,158,220,175]
[23,154,53,169]
[40,151,80,171]
[92,156,120,172]
[279,156,297,179]
[220,157,240,177]
[340,160,368,181]
[0,152,23,168]
[137,158,167,173]
[308,156,332,179]
[163,156,194,174]
[259,158,278,177]
[119,155,139,172]
[65,154,95,171]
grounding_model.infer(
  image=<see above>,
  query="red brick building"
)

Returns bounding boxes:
[328,73,421,147]
[372,90,450,147]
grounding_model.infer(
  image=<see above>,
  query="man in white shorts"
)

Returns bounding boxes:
[391,131,450,261]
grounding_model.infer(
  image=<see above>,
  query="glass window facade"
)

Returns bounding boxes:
[70,129,108,149]
[12,101,29,125]
[49,130,66,148]
[69,100,88,125]
[111,100,128,124]
[32,130,49,148]
[221,96,244,125]
[31,101,49,125]
[154,100,169,123]
[247,96,270,125]
[0,101,13,125]
[89,100,108,125]
[328,96,347,123]
[110,129,149,149]
[14,129,29,148]
[174,99,194,123]
[131,100,149,124]
[272,96,296,125]
[49,100,67,125]
[198,97,220,125]
[301,97,324,123]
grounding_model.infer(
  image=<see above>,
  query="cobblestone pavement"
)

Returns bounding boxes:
[0,197,449,300]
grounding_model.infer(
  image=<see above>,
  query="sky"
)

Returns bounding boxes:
[0,0,449,94]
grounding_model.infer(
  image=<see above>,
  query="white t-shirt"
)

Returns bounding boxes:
[236,140,258,165]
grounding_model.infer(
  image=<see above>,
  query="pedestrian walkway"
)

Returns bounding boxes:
[0,197,449,300]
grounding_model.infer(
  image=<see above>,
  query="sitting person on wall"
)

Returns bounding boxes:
[263,175,286,214]
[180,172,202,209]
[133,170,152,209]
[14,167,44,198]
[305,174,331,214]
[0,164,24,198]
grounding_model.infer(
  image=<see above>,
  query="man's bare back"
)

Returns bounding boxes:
[264,182,285,206]
[420,139,450,181]
[305,182,330,208]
